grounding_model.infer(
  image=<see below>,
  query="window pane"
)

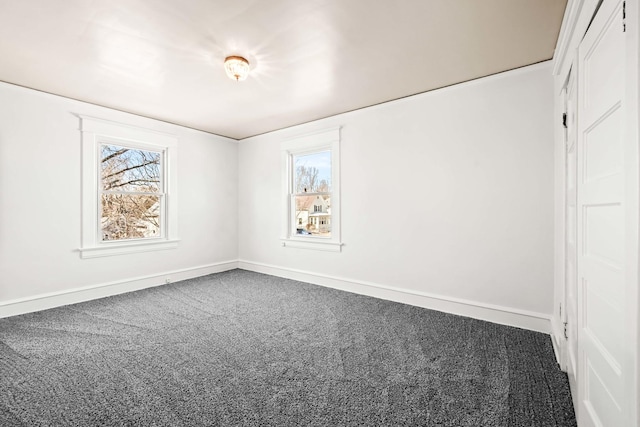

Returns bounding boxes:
[294,151,331,193]
[294,194,331,237]
[101,194,161,241]
[101,144,161,192]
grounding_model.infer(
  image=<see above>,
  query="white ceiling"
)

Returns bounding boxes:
[0,0,567,140]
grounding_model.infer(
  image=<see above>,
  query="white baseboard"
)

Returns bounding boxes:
[550,317,565,367]
[238,260,552,334]
[551,332,562,365]
[2,259,553,335]
[0,260,239,318]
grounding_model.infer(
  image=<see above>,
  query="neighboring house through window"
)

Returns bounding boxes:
[281,128,342,252]
[79,116,179,258]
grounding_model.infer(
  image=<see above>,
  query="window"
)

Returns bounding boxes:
[80,116,178,258]
[100,144,163,241]
[281,128,342,252]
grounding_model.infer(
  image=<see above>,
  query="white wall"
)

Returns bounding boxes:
[238,62,555,325]
[0,82,238,307]
[0,62,556,330]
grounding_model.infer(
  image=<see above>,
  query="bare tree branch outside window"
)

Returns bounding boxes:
[100,144,162,241]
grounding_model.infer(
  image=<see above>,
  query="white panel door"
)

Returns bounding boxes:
[564,67,578,401]
[577,0,626,425]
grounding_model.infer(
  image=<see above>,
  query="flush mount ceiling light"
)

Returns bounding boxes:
[224,56,250,81]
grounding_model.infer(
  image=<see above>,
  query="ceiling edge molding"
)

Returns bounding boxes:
[237,60,554,143]
[0,80,240,143]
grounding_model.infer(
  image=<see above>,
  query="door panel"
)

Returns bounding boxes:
[577,0,625,425]
[584,107,622,182]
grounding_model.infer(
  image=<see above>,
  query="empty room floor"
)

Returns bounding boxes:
[0,270,576,426]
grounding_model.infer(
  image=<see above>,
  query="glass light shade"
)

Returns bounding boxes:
[224,56,250,81]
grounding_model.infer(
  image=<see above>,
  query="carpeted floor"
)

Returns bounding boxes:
[0,269,576,426]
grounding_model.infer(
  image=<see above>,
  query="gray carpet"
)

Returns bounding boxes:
[0,269,576,426]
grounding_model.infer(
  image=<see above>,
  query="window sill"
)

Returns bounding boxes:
[79,239,180,259]
[280,238,343,252]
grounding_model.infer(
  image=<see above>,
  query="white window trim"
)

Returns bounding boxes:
[79,116,179,258]
[281,127,342,252]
